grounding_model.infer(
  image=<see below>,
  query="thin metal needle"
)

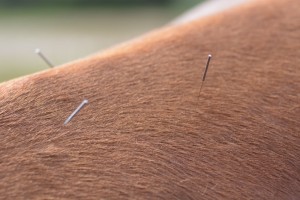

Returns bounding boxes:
[35,48,54,68]
[64,99,88,125]
[198,54,212,100]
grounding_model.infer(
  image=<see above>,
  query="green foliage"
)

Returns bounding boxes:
[0,0,173,7]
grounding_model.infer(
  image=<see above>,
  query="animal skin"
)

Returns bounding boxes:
[0,0,299,199]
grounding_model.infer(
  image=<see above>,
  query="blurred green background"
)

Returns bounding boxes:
[0,0,203,83]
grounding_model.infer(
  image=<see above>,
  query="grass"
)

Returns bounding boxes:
[0,0,204,83]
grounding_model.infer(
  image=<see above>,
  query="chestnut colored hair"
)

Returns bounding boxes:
[0,0,299,199]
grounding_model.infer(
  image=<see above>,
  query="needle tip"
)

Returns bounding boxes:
[35,48,41,54]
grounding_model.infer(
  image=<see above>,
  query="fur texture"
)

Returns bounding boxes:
[0,0,299,199]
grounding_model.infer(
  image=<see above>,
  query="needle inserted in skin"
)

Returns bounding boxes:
[64,99,88,125]
[35,48,54,68]
[198,54,212,100]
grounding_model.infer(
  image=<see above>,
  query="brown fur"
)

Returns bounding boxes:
[0,0,299,199]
